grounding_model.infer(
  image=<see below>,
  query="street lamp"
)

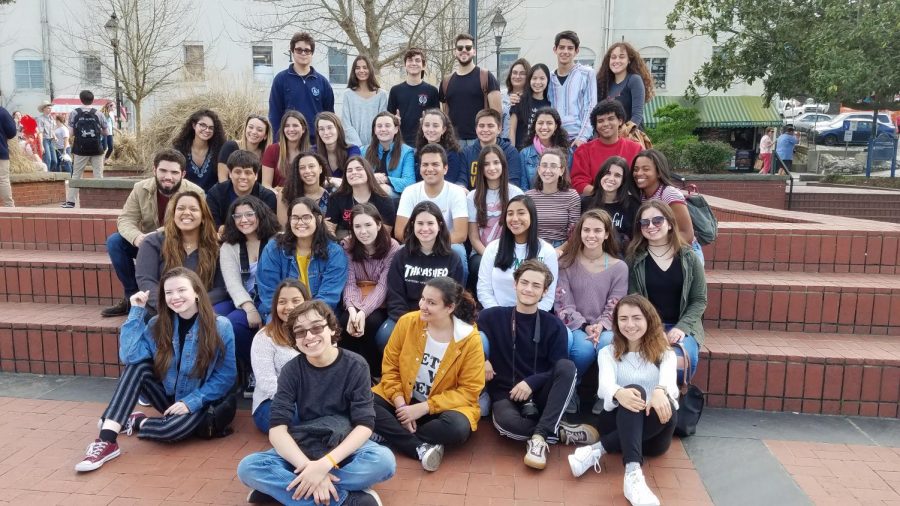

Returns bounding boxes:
[104,11,123,130]
[490,10,507,78]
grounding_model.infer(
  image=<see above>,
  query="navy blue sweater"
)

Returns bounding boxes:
[459,139,522,190]
[268,65,335,138]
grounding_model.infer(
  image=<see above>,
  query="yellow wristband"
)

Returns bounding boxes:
[325,453,339,469]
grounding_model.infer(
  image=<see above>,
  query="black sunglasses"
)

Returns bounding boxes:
[638,216,666,229]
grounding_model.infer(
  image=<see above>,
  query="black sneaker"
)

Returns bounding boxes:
[101,297,131,317]
[246,489,277,503]
[344,489,382,506]
[243,373,256,399]
[60,201,75,208]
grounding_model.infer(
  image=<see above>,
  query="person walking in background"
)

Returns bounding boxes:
[341,55,388,147]
[53,114,72,174]
[0,106,16,207]
[63,90,109,208]
[268,32,335,138]
[775,126,798,175]
[37,101,58,172]
[758,128,775,174]
[101,102,116,160]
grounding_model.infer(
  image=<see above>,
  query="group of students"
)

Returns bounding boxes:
[74,28,709,506]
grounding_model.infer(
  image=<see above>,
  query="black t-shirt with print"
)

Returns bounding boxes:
[387,82,440,145]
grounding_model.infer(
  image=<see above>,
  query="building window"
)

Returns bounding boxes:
[328,47,348,85]
[498,49,520,82]
[184,44,205,79]
[575,47,597,68]
[14,50,44,90]
[640,46,669,91]
[252,44,273,82]
[82,54,102,86]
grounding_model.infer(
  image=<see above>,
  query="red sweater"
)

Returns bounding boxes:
[570,138,643,193]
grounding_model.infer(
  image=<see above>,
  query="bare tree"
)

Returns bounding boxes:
[53,0,194,138]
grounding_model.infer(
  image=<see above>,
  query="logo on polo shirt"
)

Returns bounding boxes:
[311,87,321,97]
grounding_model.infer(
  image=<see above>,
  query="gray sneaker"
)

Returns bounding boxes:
[558,422,600,445]
[417,443,445,472]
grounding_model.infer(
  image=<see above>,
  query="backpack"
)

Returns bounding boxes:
[682,184,718,245]
[441,68,490,109]
[71,107,104,156]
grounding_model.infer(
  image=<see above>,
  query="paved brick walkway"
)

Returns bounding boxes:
[0,396,711,505]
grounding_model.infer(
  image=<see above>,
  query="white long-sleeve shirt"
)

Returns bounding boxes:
[477,239,558,311]
[250,328,300,413]
[597,346,680,413]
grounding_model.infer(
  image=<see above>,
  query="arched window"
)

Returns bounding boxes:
[639,46,668,90]
[576,47,597,68]
[13,49,45,90]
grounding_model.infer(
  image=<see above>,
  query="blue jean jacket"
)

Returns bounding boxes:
[119,306,236,414]
[256,238,349,318]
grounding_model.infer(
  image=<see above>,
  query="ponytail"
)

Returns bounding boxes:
[424,277,478,324]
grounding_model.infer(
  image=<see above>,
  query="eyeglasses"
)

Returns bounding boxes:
[232,211,256,221]
[294,324,327,338]
[289,214,315,224]
[639,216,667,229]
[456,44,473,51]
[293,48,313,55]
[539,162,561,169]
[195,123,214,131]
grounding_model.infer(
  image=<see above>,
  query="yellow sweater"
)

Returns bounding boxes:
[372,311,485,430]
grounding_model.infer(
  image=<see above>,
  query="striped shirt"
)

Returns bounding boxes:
[343,240,401,316]
[643,184,686,206]
[548,63,597,143]
[525,189,581,242]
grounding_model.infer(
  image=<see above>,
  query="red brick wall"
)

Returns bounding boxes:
[11,180,66,206]
[788,193,900,224]
[79,187,132,209]
[686,177,787,209]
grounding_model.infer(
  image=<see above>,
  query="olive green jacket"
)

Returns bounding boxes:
[628,246,707,345]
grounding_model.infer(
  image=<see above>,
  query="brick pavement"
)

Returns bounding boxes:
[0,396,712,506]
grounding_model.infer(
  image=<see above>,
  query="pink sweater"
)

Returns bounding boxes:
[343,239,401,315]
[555,257,628,330]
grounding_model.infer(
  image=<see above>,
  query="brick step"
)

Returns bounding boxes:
[0,207,118,251]
[0,250,122,305]
[703,222,900,274]
[693,328,899,418]
[0,302,125,378]
[705,270,900,335]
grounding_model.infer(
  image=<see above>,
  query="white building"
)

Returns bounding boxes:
[0,0,774,130]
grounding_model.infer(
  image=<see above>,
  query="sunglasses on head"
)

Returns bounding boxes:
[639,216,666,229]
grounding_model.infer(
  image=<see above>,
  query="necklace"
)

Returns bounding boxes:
[647,245,672,258]
[183,242,198,253]
[582,251,609,269]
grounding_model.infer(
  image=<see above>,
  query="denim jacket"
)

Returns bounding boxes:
[361,143,415,194]
[256,237,349,317]
[119,306,237,414]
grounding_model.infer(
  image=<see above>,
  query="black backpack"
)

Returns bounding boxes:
[71,107,104,156]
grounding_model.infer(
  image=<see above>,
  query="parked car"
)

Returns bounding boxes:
[785,112,833,132]
[783,102,829,119]
[814,119,898,146]
[829,112,894,129]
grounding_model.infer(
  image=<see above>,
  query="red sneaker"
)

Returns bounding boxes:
[74,439,121,472]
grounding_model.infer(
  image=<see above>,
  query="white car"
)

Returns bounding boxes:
[785,113,833,132]
[783,102,830,119]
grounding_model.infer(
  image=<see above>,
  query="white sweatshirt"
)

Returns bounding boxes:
[477,239,558,311]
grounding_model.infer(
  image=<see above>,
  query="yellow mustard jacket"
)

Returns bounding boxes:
[372,311,485,430]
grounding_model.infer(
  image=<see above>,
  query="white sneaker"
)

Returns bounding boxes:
[524,435,549,469]
[417,443,445,472]
[623,468,660,506]
[568,445,602,477]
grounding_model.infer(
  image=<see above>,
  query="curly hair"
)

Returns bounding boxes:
[527,107,570,151]
[596,42,655,104]
[276,196,336,260]
[415,109,460,153]
[171,109,226,160]
[425,277,478,324]
[221,195,280,245]
[611,294,670,364]
[286,299,341,345]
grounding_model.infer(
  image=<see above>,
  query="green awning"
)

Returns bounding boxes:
[644,95,782,129]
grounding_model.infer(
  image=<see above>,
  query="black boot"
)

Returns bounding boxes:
[101,297,130,317]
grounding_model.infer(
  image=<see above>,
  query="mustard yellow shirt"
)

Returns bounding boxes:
[295,252,311,291]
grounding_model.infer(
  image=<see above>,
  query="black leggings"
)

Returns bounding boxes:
[339,307,388,377]
[596,384,677,465]
[490,359,576,443]
[372,394,472,459]
[101,361,206,442]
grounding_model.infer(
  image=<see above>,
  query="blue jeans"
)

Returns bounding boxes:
[374,319,397,350]
[451,243,469,282]
[237,441,396,505]
[213,300,258,367]
[252,399,302,434]
[664,324,700,382]
[691,239,705,266]
[567,328,614,385]
[42,138,58,172]
[107,232,140,296]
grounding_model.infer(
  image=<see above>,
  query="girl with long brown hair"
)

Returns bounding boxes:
[362,111,415,197]
[261,110,311,189]
[555,209,628,414]
[313,112,362,181]
[341,54,388,147]
[172,109,227,192]
[277,151,333,225]
[75,268,236,472]
[596,42,655,128]
[565,294,676,506]
[135,190,227,314]
[249,279,310,433]
[217,115,272,182]
[325,156,396,240]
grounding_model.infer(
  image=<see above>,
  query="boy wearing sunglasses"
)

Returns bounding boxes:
[438,33,502,148]
[269,32,335,138]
